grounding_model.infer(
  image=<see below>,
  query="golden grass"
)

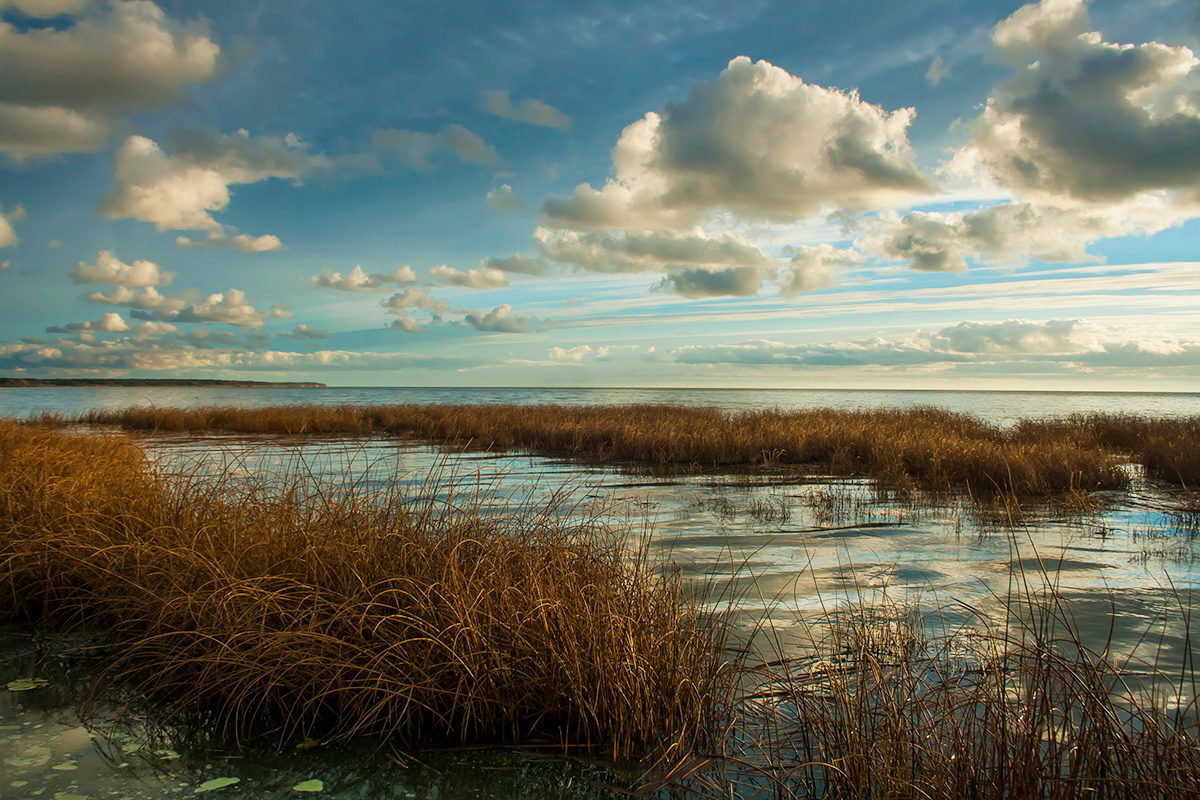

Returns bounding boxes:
[679,597,1200,799]
[76,404,1135,496]
[0,420,727,756]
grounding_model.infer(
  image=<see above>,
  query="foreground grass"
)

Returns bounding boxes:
[0,420,726,756]
[73,403,1179,496]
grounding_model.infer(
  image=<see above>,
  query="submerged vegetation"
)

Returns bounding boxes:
[74,403,1200,496]
[3,414,1200,798]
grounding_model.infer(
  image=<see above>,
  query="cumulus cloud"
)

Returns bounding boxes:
[0,335,466,373]
[382,287,450,317]
[486,184,526,213]
[480,90,571,130]
[779,244,863,295]
[463,304,536,333]
[668,319,1200,372]
[102,129,319,233]
[0,0,89,15]
[72,250,173,287]
[548,345,594,362]
[0,1,220,158]
[868,193,1190,272]
[46,312,129,334]
[0,203,22,248]
[281,324,330,341]
[535,227,772,274]
[428,264,509,289]
[951,0,1200,204]
[312,264,416,292]
[657,266,764,298]
[481,254,547,275]
[542,56,927,231]
[389,316,422,333]
[89,285,289,328]
[175,232,284,252]
[87,285,186,314]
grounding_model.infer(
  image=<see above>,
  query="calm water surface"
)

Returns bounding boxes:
[1,385,1199,425]
[2,388,1198,798]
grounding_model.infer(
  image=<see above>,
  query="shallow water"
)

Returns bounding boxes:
[3,426,1199,798]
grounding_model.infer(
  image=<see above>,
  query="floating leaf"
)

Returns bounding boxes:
[295,737,320,751]
[51,759,78,770]
[54,793,88,800]
[292,779,324,792]
[121,742,144,754]
[155,749,181,760]
[195,777,240,793]
[5,678,49,692]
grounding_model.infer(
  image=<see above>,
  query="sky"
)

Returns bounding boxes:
[2,0,1200,390]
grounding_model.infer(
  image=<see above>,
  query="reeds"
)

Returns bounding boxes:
[76,404,1138,496]
[680,595,1200,799]
[0,421,727,756]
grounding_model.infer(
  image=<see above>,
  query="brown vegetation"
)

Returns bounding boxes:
[75,403,1155,496]
[680,599,1200,799]
[0,420,726,755]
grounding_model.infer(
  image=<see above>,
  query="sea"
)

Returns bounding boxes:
[2,384,1200,423]
[2,386,1198,799]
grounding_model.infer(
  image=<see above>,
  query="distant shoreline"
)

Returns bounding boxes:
[0,378,326,388]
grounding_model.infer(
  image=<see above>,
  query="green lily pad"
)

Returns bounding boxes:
[295,737,320,751]
[292,779,324,792]
[54,793,88,800]
[195,777,240,793]
[5,678,49,692]
[155,749,181,760]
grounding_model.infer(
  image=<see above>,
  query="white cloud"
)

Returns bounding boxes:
[779,244,863,295]
[281,323,330,340]
[486,184,526,213]
[89,285,289,328]
[72,250,173,287]
[132,320,177,336]
[312,264,416,292]
[428,264,509,289]
[481,254,546,274]
[548,345,594,362]
[668,319,1200,372]
[87,285,187,314]
[656,266,764,298]
[0,203,22,248]
[480,90,571,130]
[389,316,422,333]
[101,130,319,233]
[46,312,129,334]
[0,1,220,158]
[924,54,950,85]
[0,337,467,373]
[542,56,928,230]
[535,226,773,274]
[175,232,284,252]
[0,0,89,15]
[867,193,1192,273]
[951,0,1200,205]
[463,304,536,333]
[382,287,450,317]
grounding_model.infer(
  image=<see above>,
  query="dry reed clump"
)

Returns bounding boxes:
[677,598,1200,800]
[77,404,1131,496]
[1013,413,1200,487]
[0,421,727,757]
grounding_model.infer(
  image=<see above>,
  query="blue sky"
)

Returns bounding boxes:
[2,0,1199,389]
